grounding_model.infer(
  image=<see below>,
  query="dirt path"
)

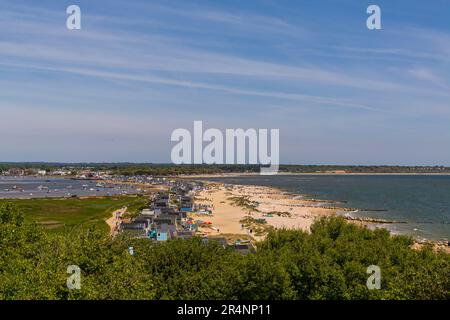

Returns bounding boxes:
[106,207,127,236]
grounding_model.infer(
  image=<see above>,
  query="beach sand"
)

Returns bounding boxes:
[192,183,338,240]
[192,182,450,253]
[106,207,127,236]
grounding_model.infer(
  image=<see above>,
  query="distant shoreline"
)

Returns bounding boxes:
[177,172,450,178]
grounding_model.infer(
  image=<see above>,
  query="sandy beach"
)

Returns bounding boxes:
[192,183,339,240]
[191,182,450,253]
[106,207,127,236]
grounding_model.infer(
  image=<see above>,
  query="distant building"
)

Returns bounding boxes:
[141,209,155,217]
[52,170,70,176]
[7,168,24,176]
[176,230,195,240]
[156,232,168,241]
[179,195,193,212]
[120,221,148,237]
[156,223,177,241]
[202,237,228,249]
[153,214,177,226]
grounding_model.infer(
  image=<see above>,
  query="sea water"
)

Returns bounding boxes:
[202,175,450,241]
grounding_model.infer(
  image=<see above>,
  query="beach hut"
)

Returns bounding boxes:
[157,232,168,241]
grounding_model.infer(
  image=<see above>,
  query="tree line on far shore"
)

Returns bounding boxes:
[2,163,450,176]
[0,202,449,300]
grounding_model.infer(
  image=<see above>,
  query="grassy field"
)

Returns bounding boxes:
[0,195,149,233]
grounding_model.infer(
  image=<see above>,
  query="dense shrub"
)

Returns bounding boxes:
[0,203,448,300]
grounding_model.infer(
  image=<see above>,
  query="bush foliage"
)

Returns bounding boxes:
[0,203,448,300]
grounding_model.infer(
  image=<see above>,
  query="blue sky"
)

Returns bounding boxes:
[1,0,450,164]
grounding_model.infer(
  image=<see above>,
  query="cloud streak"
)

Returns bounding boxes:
[1,0,450,163]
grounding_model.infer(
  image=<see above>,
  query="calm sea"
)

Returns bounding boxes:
[0,177,139,199]
[201,175,450,241]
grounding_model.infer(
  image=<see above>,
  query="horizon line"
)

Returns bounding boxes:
[1,162,449,168]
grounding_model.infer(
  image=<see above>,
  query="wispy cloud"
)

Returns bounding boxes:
[1,0,450,163]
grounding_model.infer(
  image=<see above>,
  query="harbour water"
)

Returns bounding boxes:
[202,174,450,241]
[0,177,139,199]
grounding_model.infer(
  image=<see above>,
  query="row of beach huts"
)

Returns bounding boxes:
[118,182,254,254]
